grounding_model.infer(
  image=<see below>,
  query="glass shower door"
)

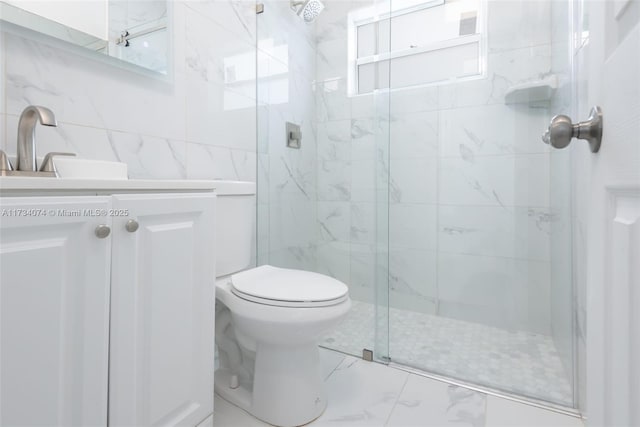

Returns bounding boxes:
[255,0,392,363]
[385,0,576,408]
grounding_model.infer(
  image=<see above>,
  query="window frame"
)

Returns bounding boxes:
[347,0,487,96]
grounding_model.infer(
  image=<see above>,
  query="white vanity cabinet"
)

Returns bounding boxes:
[108,194,215,426]
[0,196,113,426]
[0,190,216,427]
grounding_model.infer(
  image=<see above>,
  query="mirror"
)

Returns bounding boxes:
[0,0,170,75]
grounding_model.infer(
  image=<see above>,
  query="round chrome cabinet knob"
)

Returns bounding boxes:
[125,219,139,233]
[95,224,111,239]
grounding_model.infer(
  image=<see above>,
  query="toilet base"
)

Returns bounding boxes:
[215,342,327,427]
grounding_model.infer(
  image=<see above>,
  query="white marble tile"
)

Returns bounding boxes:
[389,289,437,315]
[351,118,378,161]
[485,396,582,427]
[389,85,439,114]
[213,395,268,427]
[185,7,256,88]
[316,79,351,123]
[268,200,317,250]
[389,204,437,251]
[186,143,255,181]
[317,241,351,285]
[268,152,316,202]
[318,201,351,242]
[438,205,551,261]
[389,110,438,159]
[4,33,187,141]
[438,104,550,158]
[389,249,437,300]
[348,243,377,302]
[317,120,351,163]
[317,38,348,82]
[350,158,376,202]
[351,93,378,120]
[319,347,346,380]
[350,202,376,244]
[312,356,409,426]
[438,154,550,208]
[185,79,256,150]
[318,159,352,201]
[388,157,437,204]
[437,253,551,335]
[268,245,317,271]
[315,0,351,43]
[387,375,486,427]
[486,0,551,53]
[257,0,316,80]
[108,131,187,179]
[184,0,257,45]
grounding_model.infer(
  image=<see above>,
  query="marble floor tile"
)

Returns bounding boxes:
[484,396,583,427]
[312,356,409,426]
[213,395,269,427]
[320,347,347,380]
[386,375,486,427]
[213,348,583,427]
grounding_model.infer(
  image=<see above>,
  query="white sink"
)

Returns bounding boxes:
[54,157,128,179]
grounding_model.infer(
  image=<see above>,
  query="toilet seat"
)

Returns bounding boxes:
[230,265,349,308]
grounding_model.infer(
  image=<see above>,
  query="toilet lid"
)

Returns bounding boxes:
[231,265,349,307]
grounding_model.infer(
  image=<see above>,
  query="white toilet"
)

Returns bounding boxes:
[213,181,351,427]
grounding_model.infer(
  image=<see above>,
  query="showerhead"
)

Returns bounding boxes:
[291,0,325,23]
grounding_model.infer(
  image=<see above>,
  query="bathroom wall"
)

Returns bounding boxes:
[256,0,319,271]
[314,0,389,303]
[314,0,556,335]
[0,0,257,183]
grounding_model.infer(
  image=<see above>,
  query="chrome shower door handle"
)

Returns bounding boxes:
[542,106,603,153]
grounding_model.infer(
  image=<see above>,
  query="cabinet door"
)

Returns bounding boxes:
[109,193,216,427]
[0,196,112,426]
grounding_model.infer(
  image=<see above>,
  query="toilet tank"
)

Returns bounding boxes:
[214,180,257,277]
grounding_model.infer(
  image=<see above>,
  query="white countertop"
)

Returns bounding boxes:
[0,177,257,197]
[0,177,218,193]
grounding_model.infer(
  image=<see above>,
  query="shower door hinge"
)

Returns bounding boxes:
[256,3,264,14]
[363,349,391,363]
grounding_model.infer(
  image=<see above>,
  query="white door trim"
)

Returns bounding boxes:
[587,185,640,426]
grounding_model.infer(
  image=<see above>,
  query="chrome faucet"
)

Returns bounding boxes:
[16,105,57,171]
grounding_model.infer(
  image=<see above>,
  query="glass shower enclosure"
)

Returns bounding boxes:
[256,0,576,409]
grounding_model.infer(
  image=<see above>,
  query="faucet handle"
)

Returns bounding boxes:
[0,150,14,172]
[39,152,76,177]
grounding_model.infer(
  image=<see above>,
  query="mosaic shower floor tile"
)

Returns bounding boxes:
[321,300,573,407]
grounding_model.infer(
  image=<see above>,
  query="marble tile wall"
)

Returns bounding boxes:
[0,0,257,182]
[314,0,559,335]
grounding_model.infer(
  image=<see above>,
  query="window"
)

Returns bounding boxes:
[348,0,485,95]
